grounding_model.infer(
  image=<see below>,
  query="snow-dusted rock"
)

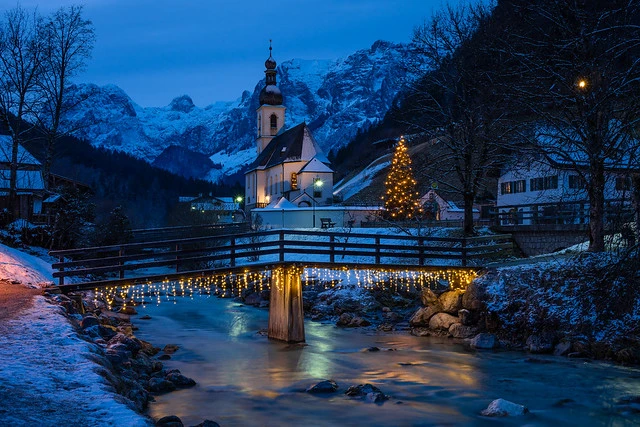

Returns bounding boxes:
[480,398,529,417]
[526,334,554,354]
[428,312,460,331]
[470,333,499,349]
[439,289,464,314]
[458,308,473,325]
[449,323,478,339]
[554,341,572,356]
[461,282,485,311]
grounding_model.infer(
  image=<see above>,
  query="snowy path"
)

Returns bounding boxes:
[0,243,151,426]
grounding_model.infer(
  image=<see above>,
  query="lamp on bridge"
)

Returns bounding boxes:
[312,177,323,228]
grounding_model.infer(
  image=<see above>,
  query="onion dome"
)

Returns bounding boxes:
[259,40,283,105]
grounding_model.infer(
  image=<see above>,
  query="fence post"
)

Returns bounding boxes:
[461,238,467,267]
[330,235,335,263]
[119,247,125,279]
[418,237,424,266]
[175,243,181,272]
[58,255,65,287]
[375,236,381,264]
[230,237,236,267]
[279,231,285,262]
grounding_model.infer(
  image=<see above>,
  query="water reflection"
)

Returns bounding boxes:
[135,296,640,427]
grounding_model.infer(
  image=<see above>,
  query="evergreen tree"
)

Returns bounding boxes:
[382,137,423,220]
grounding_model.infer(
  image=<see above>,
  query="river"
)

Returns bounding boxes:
[134,295,640,426]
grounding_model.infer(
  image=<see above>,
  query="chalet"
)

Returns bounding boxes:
[244,45,334,211]
[187,194,243,223]
[0,135,46,221]
[497,156,634,225]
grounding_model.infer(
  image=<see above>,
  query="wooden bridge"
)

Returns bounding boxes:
[50,229,513,343]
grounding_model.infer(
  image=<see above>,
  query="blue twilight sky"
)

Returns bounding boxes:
[3,0,455,107]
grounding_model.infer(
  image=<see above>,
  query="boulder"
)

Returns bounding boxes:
[526,334,554,354]
[349,317,371,327]
[480,398,529,417]
[148,377,177,393]
[156,415,183,427]
[428,313,460,331]
[336,313,354,327]
[165,371,196,388]
[163,344,180,354]
[553,341,572,357]
[108,333,142,355]
[306,379,338,394]
[449,323,478,339]
[461,282,485,311]
[470,333,499,349]
[457,309,473,326]
[421,288,440,306]
[80,315,100,329]
[120,306,138,315]
[439,290,464,314]
[409,306,440,327]
[345,383,388,403]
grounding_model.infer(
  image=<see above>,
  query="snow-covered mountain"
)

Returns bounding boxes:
[61,40,411,183]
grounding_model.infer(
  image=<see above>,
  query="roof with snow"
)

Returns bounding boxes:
[298,157,333,174]
[247,122,331,171]
[0,135,41,165]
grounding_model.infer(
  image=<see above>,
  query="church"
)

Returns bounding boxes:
[244,45,334,212]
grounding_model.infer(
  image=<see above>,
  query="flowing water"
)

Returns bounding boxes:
[134,296,640,426]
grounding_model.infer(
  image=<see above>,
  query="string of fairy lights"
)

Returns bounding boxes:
[93,266,479,310]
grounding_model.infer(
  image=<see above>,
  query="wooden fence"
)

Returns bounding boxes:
[50,230,514,289]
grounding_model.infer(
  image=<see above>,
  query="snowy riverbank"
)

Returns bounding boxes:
[0,243,150,426]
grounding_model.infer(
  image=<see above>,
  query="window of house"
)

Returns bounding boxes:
[291,172,298,190]
[616,176,631,191]
[514,180,526,193]
[501,182,512,195]
[568,174,585,189]
[530,175,558,191]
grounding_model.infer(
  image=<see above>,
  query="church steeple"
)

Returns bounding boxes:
[259,40,283,106]
[256,40,286,155]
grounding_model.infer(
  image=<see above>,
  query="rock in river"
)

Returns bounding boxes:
[307,379,339,394]
[481,398,529,417]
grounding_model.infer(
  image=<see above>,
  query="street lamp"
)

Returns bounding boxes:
[312,177,323,228]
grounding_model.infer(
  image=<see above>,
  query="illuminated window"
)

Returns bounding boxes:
[291,172,298,190]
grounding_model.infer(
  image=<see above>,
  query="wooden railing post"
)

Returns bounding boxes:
[375,236,381,264]
[119,248,125,279]
[461,238,467,267]
[418,237,425,266]
[330,235,335,263]
[58,255,65,286]
[175,243,181,272]
[279,231,285,262]
[230,237,236,267]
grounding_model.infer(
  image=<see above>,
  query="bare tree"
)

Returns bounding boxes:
[0,6,45,216]
[38,5,94,188]
[407,1,515,235]
[500,0,640,251]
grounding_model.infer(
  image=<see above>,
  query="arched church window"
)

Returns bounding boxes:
[270,114,278,135]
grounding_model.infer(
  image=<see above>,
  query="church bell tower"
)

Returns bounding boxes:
[256,41,286,154]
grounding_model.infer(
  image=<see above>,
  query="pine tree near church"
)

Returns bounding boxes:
[382,137,423,220]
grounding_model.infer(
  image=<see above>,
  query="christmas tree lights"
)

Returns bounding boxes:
[382,137,423,220]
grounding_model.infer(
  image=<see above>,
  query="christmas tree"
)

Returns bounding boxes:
[382,137,423,220]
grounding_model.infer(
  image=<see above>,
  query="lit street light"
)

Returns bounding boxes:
[312,177,323,228]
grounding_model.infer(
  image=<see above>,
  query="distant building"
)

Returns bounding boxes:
[244,44,334,211]
[497,155,634,225]
[185,194,243,223]
[419,189,479,222]
[0,135,46,221]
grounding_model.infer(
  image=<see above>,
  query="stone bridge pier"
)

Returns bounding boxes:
[268,265,305,343]
[496,225,589,257]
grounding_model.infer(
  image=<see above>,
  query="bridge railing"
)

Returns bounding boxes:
[49,230,513,287]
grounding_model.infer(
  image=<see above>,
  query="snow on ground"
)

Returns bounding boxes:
[0,244,55,287]
[0,243,150,426]
[333,158,390,200]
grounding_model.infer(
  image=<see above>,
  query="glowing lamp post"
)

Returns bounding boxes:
[312,178,323,228]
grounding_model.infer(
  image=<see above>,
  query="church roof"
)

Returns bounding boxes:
[247,122,331,171]
[298,157,333,174]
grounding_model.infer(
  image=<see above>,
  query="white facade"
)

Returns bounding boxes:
[497,158,633,225]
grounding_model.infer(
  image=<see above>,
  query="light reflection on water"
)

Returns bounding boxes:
[134,296,640,427]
